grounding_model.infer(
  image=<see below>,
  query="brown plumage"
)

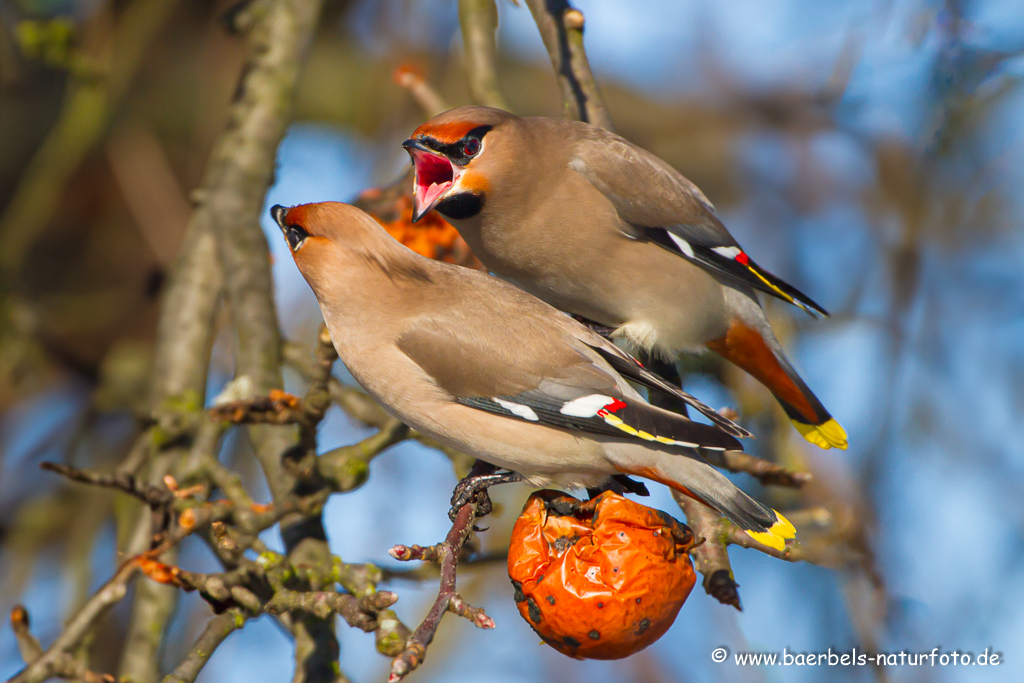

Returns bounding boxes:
[403,106,848,450]
[271,201,795,549]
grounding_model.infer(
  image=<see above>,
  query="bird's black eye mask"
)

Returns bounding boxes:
[418,125,492,166]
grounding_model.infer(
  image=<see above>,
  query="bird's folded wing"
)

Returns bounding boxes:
[570,135,828,317]
[395,312,742,452]
[582,340,753,439]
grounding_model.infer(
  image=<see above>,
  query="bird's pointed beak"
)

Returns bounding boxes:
[271,204,289,232]
[403,138,458,223]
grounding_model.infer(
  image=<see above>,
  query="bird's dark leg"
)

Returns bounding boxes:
[449,460,522,521]
[612,474,650,496]
[586,474,651,500]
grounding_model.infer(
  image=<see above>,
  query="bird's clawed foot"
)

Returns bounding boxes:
[585,474,650,500]
[449,460,522,522]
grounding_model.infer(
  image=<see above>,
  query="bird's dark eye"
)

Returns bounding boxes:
[286,224,308,252]
[463,137,481,158]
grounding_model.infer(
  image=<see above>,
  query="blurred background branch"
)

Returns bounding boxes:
[0,0,179,272]
[523,0,611,129]
[457,0,509,109]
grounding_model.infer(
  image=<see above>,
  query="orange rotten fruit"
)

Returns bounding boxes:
[508,490,698,660]
[354,181,483,268]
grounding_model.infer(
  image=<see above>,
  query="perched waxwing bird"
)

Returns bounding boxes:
[271,201,795,550]
[402,106,848,450]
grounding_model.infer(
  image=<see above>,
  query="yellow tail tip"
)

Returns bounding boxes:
[771,509,796,538]
[791,418,848,450]
[745,510,796,551]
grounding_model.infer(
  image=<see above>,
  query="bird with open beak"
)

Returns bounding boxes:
[402,106,847,450]
[271,201,795,550]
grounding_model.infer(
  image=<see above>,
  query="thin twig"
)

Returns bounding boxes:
[712,450,811,488]
[316,419,410,491]
[393,65,449,117]
[161,611,247,683]
[41,460,178,555]
[9,607,42,665]
[9,606,117,683]
[300,326,340,432]
[7,563,137,683]
[388,543,442,564]
[40,462,174,508]
[209,390,307,426]
[388,483,494,682]
[382,551,508,583]
[265,589,398,629]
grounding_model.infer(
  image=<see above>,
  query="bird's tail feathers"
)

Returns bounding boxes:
[604,443,795,551]
[707,319,847,450]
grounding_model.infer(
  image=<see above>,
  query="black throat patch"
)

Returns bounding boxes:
[436,191,484,220]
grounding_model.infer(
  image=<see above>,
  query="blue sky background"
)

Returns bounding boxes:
[3,0,1024,681]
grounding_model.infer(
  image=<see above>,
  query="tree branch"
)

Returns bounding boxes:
[8,563,137,683]
[0,0,179,271]
[387,470,495,682]
[710,449,811,488]
[674,491,855,611]
[194,1,337,679]
[111,0,329,678]
[40,462,174,509]
[523,0,612,130]
[161,611,247,683]
[212,0,325,497]
[672,492,743,611]
[393,65,449,117]
[458,0,510,109]
[10,604,116,683]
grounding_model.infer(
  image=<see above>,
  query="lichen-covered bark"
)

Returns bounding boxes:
[121,1,328,681]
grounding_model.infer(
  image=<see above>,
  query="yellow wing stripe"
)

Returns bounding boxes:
[744,264,809,311]
[600,412,695,447]
[602,413,639,437]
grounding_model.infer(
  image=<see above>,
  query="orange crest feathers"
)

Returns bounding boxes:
[283,203,317,228]
[283,202,365,234]
[412,119,482,145]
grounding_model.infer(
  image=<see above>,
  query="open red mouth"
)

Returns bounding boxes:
[404,142,458,222]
